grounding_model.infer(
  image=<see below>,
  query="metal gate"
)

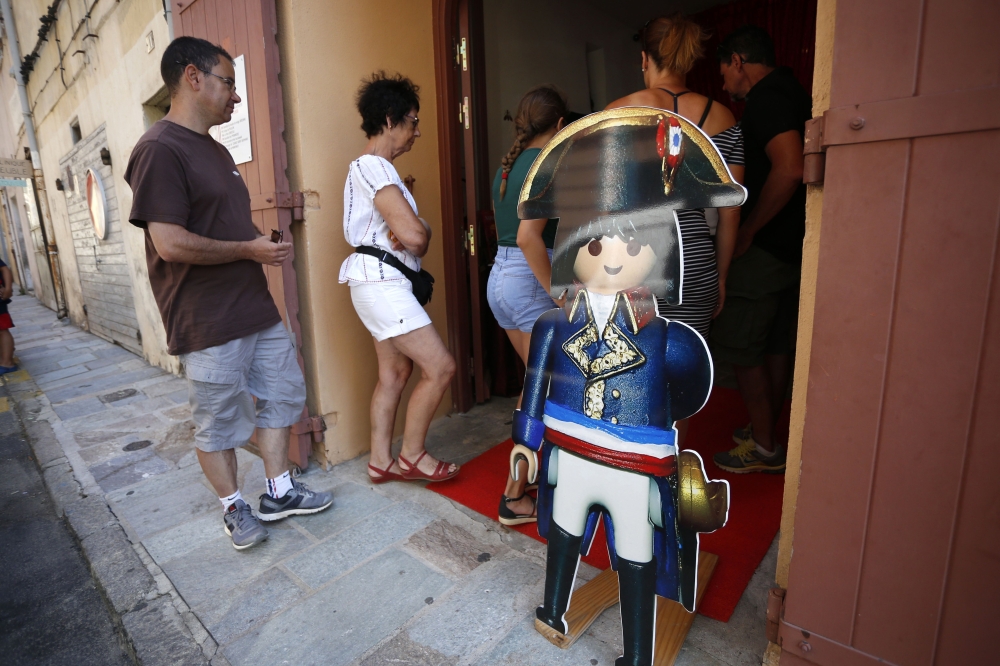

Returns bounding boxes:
[778,0,999,664]
[171,0,318,468]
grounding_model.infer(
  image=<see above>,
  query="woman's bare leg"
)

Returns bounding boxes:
[367,337,413,478]
[385,324,458,477]
[503,328,534,516]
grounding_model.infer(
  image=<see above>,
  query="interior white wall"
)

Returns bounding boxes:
[481,0,644,181]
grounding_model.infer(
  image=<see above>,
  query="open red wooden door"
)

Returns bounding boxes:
[171,0,319,468]
[778,0,1000,664]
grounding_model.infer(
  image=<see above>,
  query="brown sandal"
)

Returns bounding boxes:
[368,460,406,484]
[398,450,460,482]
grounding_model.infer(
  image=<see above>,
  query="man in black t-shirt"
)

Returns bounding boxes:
[710,26,812,475]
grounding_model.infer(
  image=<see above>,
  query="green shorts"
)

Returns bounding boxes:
[710,244,800,367]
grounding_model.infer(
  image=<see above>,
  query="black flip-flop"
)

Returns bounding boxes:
[498,493,537,526]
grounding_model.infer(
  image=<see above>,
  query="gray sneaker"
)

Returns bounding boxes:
[257,479,333,522]
[223,500,269,550]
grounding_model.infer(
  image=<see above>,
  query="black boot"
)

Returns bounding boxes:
[615,557,657,666]
[535,522,584,634]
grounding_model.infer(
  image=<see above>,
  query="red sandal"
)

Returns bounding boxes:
[398,450,460,483]
[367,459,406,484]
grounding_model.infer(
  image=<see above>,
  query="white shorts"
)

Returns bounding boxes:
[350,281,432,341]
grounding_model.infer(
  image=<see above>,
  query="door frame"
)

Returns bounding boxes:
[432,0,473,411]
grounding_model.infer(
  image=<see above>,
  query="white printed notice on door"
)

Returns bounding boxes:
[209,54,252,165]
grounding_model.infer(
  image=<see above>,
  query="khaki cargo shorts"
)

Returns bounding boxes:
[710,244,800,367]
[181,322,307,452]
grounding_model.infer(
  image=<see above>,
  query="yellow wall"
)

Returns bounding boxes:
[276,0,452,466]
[9,0,178,372]
[776,0,836,590]
[762,4,835,663]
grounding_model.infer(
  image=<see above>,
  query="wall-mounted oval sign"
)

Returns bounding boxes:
[86,167,108,240]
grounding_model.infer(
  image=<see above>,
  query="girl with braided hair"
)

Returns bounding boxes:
[487,84,567,525]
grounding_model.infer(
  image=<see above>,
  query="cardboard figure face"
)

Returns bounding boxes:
[518,108,747,303]
[573,235,658,295]
[550,211,681,302]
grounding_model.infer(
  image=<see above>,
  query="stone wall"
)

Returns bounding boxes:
[58,124,142,354]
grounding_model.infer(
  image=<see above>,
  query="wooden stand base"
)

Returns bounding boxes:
[534,552,719,666]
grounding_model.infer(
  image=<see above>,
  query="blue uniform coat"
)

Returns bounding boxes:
[512,287,712,610]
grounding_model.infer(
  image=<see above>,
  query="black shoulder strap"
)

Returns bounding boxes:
[657,88,690,114]
[697,98,714,129]
[354,245,419,280]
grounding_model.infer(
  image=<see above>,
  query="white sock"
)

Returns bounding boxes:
[755,441,778,458]
[267,471,293,499]
[220,489,244,511]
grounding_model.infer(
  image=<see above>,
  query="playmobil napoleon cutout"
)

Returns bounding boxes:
[509,107,746,666]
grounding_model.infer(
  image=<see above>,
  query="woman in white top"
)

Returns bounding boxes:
[339,72,459,484]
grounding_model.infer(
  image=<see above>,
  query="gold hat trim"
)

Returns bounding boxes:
[519,106,738,209]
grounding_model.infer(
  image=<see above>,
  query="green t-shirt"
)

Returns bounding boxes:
[491,147,558,248]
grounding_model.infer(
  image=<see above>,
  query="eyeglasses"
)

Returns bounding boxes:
[174,60,237,92]
[270,229,283,243]
[404,114,420,129]
[200,69,237,92]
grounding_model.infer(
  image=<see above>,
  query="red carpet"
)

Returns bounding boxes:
[429,387,786,622]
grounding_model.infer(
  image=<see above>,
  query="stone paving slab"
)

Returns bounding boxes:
[223,549,453,666]
[292,480,394,540]
[6,294,774,666]
[405,555,545,660]
[283,501,436,589]
[160,520,311,609]
[195,566,306,646]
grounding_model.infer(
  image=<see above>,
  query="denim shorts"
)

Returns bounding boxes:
[487,246,557,332]
[182,322,307,452]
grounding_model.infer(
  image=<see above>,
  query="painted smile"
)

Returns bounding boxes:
[604,265,623,275]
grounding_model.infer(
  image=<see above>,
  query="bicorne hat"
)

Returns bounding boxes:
[518,107,747,305]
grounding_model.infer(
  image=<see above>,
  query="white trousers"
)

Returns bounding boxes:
[550,448,662,563]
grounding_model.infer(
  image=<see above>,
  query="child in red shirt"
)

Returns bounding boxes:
[0,259,16,373]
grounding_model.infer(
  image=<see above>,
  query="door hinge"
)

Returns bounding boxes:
[466,224,475,257]
[803,116,826,185]
[250,191,305,220]
[463,96,471,130]
[459,38,468,71]
[766,587,786,643]
[291,415,327,443]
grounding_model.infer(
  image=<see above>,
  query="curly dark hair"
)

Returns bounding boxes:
[355,72,421,138]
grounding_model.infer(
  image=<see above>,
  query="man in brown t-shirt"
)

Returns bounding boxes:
[125,37,331,550]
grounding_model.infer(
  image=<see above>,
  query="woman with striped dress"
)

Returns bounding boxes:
[607,13,745,443]
[607,13,745,340]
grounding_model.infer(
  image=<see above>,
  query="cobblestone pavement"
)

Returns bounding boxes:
[8,294,773,666]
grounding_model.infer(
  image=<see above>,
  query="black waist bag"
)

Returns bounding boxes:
[354,246,435,306]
